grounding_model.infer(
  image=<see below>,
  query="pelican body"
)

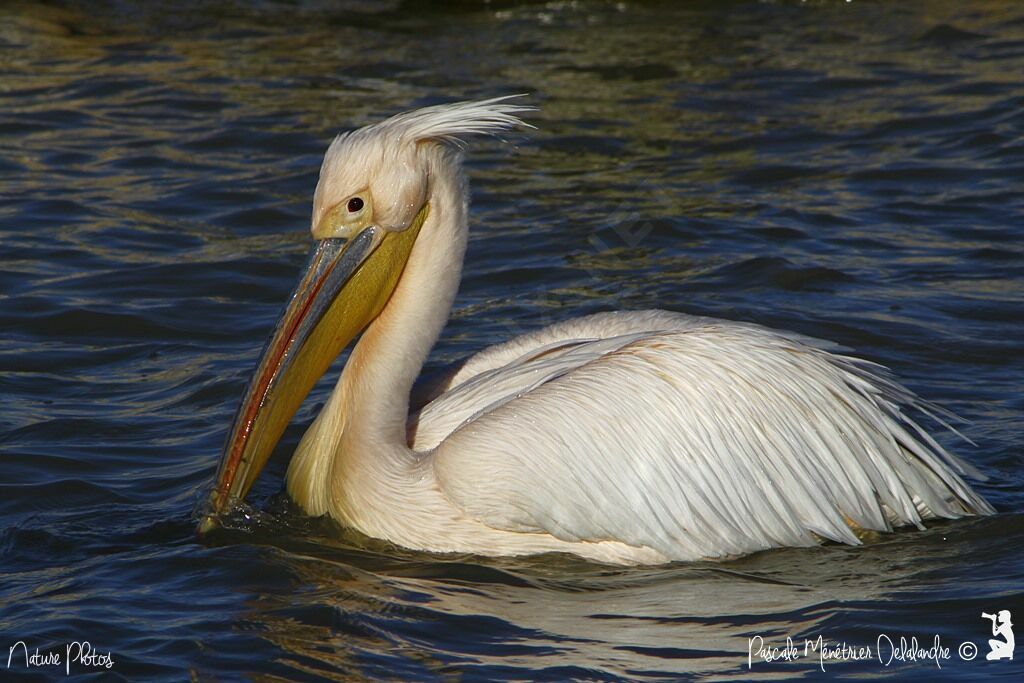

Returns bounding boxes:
[200,98,992,565]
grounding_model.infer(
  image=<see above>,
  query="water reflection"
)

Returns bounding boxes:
[211,510,1021,680]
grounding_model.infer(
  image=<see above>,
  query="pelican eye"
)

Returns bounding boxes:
[347,197,364,213]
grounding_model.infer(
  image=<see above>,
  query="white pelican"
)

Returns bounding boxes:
[200,97,993,565]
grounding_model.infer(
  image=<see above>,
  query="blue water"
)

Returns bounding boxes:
[2,1,1023,680]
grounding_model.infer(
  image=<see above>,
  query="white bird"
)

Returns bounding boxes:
[200,97,993,565]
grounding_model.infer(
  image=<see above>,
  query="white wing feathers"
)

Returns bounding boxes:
[421,311,991,561]
[411,334,645,451]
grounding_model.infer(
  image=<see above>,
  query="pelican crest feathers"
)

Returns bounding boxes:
[332,95,533,150]
[312,96,532,234]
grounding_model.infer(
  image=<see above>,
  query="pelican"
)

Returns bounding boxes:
[199,97,993,565]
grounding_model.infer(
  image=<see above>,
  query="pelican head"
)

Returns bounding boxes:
[199,97,529,532]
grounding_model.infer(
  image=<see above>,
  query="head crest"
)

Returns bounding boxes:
[338,95,534,150]
[314,97,533,233]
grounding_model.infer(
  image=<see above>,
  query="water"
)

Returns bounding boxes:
[2,1,1023,680]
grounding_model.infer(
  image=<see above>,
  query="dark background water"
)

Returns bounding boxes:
[2,1,1023,680]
